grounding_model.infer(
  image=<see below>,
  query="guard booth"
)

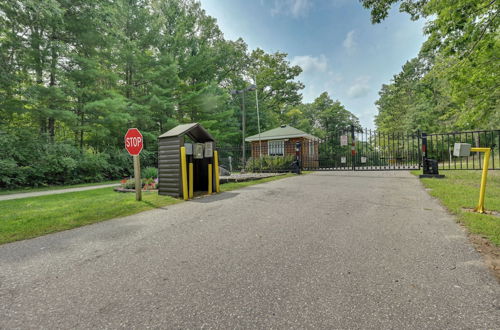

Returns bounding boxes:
[158,123,219,199]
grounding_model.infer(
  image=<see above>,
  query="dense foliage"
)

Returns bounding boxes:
[8,1,493,185]
[361,0,500,132]
[0,0,356,187]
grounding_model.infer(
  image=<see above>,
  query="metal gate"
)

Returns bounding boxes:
[303,126,421,171]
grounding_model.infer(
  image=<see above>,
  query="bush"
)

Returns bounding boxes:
[121,178,156,190]
[245,155,295,172]
[142,167,158,179]
[0,128,157,189]
[106,149,133,179]
[77,152,109,183]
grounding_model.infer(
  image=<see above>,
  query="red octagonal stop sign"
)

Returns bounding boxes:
[124,128,143,156]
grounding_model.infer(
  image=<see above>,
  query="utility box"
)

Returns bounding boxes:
[158,123,216,197]
[453,143,471,157]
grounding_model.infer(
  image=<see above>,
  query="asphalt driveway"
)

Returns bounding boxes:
[0,171,498,329]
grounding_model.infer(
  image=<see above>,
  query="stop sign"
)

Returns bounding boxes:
[124,128,143,156]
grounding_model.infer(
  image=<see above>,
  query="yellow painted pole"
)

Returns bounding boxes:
[470,147,490,213]
[208,163,213,195]
[214,150,220,193]
[180,147,188,201]
[189,162,194,199]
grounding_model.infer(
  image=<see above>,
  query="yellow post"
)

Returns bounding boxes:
[208,163,213,195]
[189,162,194,199]
[470,147,491,213]
[214,150,220,193]
[180,147,188,201]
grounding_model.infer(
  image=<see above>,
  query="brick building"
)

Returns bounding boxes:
[245,125,320,168]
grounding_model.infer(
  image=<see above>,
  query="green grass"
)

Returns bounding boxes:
[412,170,500,245]
[0,180,120,196]
[0,187,179,245]
[220,173,298,192]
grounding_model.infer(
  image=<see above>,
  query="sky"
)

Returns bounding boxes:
[199,0,428,129]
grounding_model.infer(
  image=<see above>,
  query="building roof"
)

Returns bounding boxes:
[158,123,215,142]
[245,125,319,142]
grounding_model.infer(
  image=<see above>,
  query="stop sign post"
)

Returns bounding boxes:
[125,128,143,201]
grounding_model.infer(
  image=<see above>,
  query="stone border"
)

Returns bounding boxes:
[219,173,286,184]
[114,187,158,193]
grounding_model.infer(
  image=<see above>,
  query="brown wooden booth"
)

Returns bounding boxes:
[158,123,218,198]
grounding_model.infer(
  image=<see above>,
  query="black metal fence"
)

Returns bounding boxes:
[301,129,421,171]
[217,144,250,172]
[426,130,499,170]
[217,143,298,173]
[216,129,499,173]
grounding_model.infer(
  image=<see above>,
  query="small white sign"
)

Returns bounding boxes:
[194,143,204,159]
[204,142,213,158]
[341,156,346,164]
[184,143,193,155]
[340,135,348,146]
[361,156,367,163]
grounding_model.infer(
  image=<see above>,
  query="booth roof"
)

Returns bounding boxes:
[159,123,215,142]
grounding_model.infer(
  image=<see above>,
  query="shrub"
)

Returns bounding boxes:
[0,128,155,188]
[122,179,138,189]
[245,155,295,172]
[142,167,158,179]
[121,178,156,190]
[106,149,133,179]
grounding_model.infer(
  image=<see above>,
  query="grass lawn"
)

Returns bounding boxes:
[0,188,179,245]
[0,180,120,196]
[413,170,500,245]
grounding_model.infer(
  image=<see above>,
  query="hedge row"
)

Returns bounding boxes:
[0,130,156,188]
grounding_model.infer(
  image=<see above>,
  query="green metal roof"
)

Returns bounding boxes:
[158,123,215,142]
[245,125,319,142]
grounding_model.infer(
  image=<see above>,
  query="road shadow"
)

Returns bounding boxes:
[189,192,239,203]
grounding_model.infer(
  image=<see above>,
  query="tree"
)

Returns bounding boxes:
[312,92,360,139]
[362,0,500,132]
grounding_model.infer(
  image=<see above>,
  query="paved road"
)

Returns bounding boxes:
[0,172,498,329]
[0,183,120,201]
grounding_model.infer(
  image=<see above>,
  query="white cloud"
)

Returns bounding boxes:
[271,0,312,18]
[347,76,371,98]
[342,30,356,51]
[291,54,328,73]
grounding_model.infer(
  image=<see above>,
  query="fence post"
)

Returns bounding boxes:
[419,132,444,178]
[351,124,356,171]
[421,132,427,163]
[295,141,302,174]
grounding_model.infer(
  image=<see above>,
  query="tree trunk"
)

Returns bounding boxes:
[80,112,84,150]
[33,26,47,136]
[48,30,57,142]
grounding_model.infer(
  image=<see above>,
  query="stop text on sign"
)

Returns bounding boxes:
[124,128,143,156]
[126,137,142,147]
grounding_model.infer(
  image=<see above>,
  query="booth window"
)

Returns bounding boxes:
[268,140,284,156]
[309,140,314,157]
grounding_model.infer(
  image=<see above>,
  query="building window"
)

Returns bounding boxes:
[309,140,314,157]
[268,140,284,156]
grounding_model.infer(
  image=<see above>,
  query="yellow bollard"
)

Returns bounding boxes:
[214,150,220,193]
[189,162,194,199]
[208,163,212,195]
[180,147,188,201]
[470,147,491,213]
